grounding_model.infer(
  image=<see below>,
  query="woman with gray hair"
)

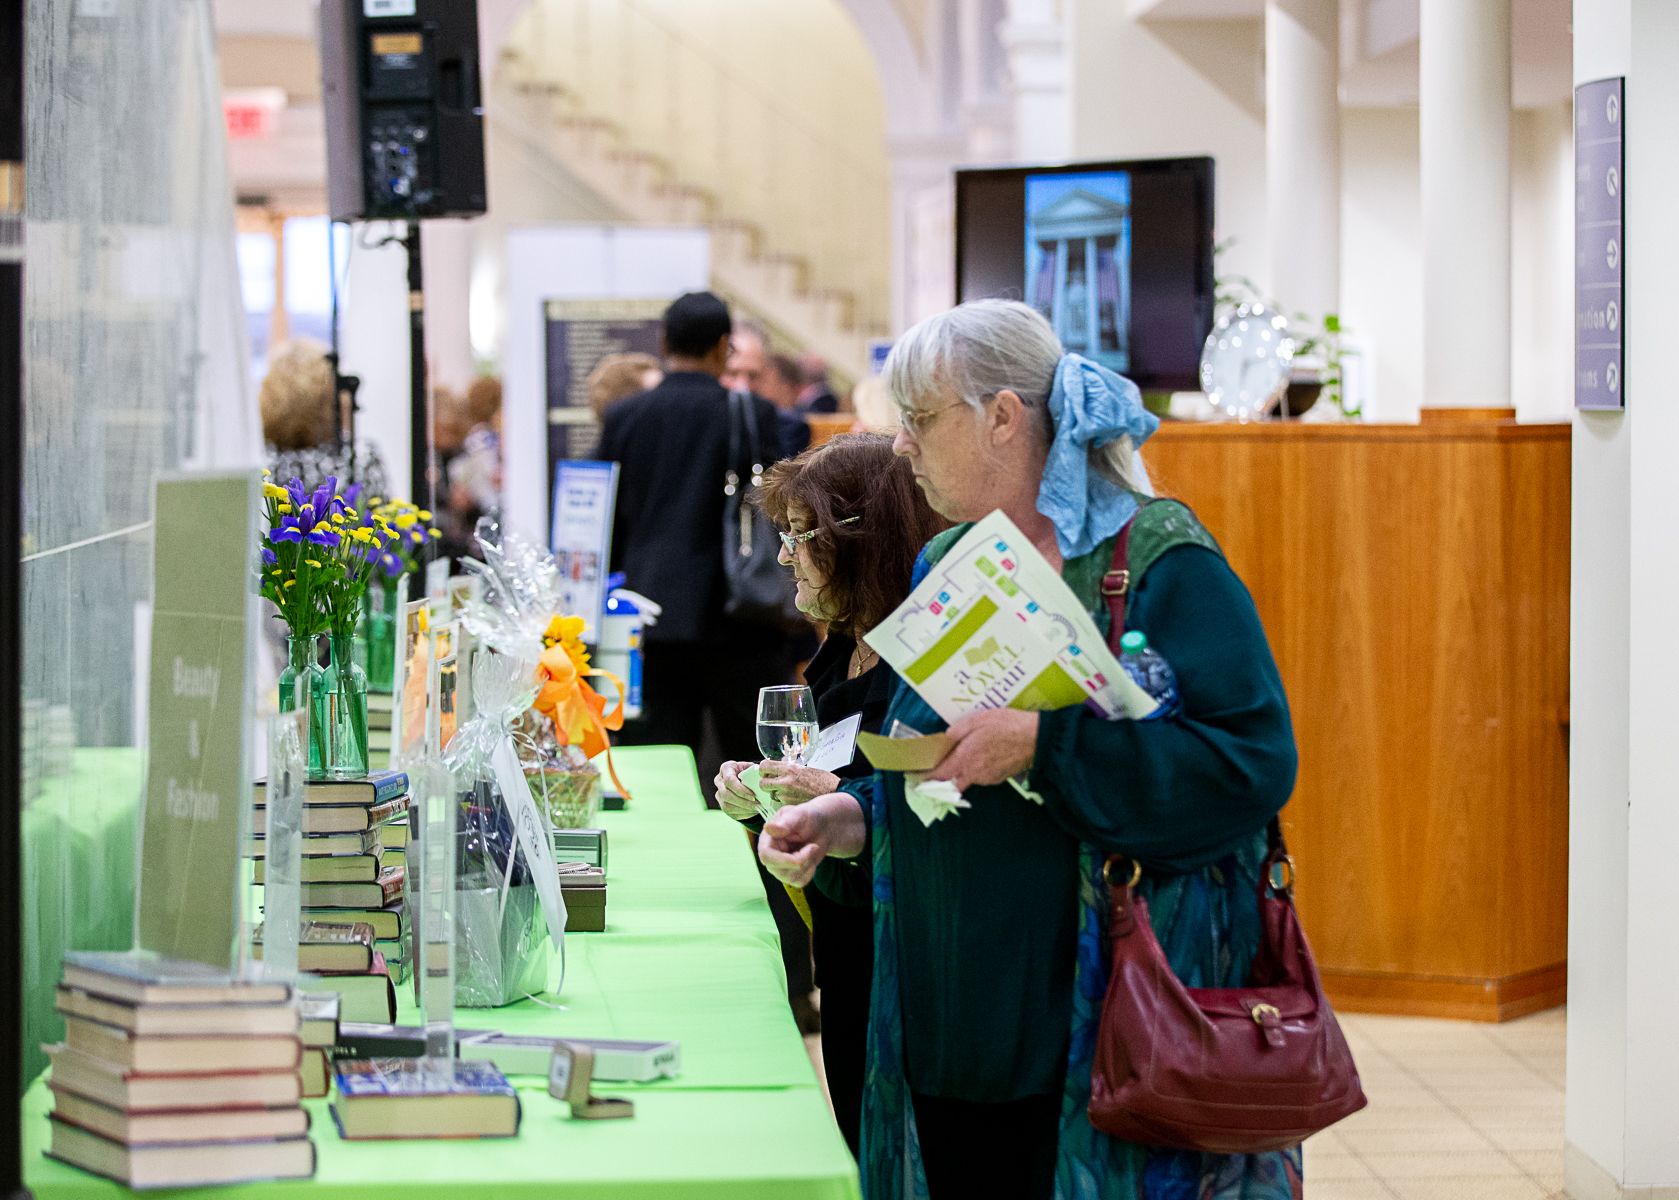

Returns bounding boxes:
[760,300,1301,1199]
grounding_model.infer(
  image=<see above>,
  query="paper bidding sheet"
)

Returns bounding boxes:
[863,510,1153,722]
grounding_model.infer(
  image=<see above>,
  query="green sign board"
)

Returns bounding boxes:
[136,472,258,970]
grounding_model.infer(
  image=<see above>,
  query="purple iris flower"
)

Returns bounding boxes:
[261,547,278,566]
[306,523,341,548]
[270,516,303,543]
[344,482,363,508]
[381,552,402,578]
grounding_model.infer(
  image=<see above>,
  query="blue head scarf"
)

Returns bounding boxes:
[1037,353,1159,559]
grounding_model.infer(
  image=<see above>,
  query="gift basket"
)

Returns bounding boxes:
[441,520,629,1006]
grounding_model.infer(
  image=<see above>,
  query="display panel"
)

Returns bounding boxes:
[956,156,1215,391]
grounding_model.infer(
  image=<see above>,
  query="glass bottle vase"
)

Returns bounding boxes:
[325,633,371,779]
[278,634,328,778]
[363,579,399,693]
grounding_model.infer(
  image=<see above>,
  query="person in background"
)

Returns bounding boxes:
[600,292,810,1027]
[758,300,1300,1200]
[598,292,793,779]
[444,377,502,563]
[713,432,945,1158]
[260,337,387,495]
[764,353,813,455]
[848,376,896,433]
[724,322,809,455]
[586,351,663,420]
[796,351,841,414]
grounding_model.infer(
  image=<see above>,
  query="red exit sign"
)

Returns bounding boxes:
[223,88,286,140]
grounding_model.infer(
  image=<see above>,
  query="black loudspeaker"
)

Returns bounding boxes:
[320,0,488,222]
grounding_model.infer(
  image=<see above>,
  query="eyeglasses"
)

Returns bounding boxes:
[778,516,860,553]
[897,397,973,440]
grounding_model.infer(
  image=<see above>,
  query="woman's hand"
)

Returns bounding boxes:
[758,762,841,807]
[927,709,1040,792]
[758,792,867,888]
[713,760,760,823]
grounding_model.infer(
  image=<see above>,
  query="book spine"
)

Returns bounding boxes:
[372,773,409,804]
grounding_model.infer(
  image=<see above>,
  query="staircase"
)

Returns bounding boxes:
[492,0,894,381]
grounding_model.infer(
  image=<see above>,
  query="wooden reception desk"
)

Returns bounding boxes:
[1141,417,1570,1021]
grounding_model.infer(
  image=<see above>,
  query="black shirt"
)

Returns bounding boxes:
[597,372,784,643]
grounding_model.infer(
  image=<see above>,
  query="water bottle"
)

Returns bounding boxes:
[598,586,644,721]
[1119,630,1179,719]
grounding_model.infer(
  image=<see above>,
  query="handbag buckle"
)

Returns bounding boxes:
[1250,1002,1286,1048]
[1102,857,1142,889]
[1101,569,1130,597]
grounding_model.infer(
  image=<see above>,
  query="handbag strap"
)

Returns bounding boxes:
[1098,500,1295,902]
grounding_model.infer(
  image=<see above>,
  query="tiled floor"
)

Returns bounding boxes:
[805,1006,1570,1199]
[1309,1008,1567,1199]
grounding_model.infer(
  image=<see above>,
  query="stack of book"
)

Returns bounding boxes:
[43,951,315,1189]
[366,691,393,769]
[250,769,411,1014]
[331,1059,521,1140]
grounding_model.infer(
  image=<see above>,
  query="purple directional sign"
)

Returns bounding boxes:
[1576,77,1625,410]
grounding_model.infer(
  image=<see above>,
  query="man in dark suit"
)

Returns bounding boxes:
[596,291,792,784]
[599,293,815,1030]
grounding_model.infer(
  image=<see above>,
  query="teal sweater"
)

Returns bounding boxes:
[858,531,1297,1102]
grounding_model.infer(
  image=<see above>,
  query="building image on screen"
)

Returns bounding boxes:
[1024,171,1132,372]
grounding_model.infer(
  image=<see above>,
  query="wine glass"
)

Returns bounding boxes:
[757,685,818,765]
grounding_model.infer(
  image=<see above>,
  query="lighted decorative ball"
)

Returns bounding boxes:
[1198,303,1296,421]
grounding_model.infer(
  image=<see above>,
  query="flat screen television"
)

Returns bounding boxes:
[954,156,1215,392]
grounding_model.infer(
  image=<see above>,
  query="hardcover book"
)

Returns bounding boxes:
[330,1059,521,1140]
[254,921,376,974]
[251,769,408,807]
[44,1046,302,1113]
[253,794,409,836]
[47,1119,315,1188]
[49,1088,310,1144]
[54,989,300,1039]
[301,901,406,941]
[297,865,404,909]
[299,993,340,1049]
[246,827,381,858]
[300,1048,330,1099]
[378,820,409,850]
[60,951,290,1008]
[304,953,396,1024]
[253,852,381,885]
[61,1017,302,1076]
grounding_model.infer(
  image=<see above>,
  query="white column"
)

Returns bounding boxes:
[1569,0,1679,1195]
[999,0,1072,162]
[1420,0,1511,408]
[1264,0,1340,319]
[338,226,411,500]
[887,136,962,331]
[422,220,478,397]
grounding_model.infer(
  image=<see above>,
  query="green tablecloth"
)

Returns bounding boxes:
[23,745,862,1199]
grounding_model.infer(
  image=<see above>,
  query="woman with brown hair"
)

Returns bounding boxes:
[713,431,945,1158]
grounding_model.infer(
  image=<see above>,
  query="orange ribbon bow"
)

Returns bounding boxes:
[533,641,632,802]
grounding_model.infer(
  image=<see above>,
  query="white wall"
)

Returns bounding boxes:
[1567,0,1679,1196]
[1340,103,1574,422]
[500,226,710,545]
[336,224,414,500]
[1067,5,1270,304]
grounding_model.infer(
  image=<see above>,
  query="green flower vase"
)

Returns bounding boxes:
[363,579,399,694]
[279,633,328,778]
[326,633,371,780]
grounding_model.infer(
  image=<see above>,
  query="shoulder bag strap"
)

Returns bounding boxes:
[1101,503,1148,648]
[732,388,764,478]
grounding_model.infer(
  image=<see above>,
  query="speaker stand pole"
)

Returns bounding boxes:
[1,0,31,1194]
[404,219,434,597]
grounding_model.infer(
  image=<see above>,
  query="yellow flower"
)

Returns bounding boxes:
[418,509,433,521]
[351,527,375,544]
[269,570,281,578]
[277,503,293,514]
[426,527,439,538]
[368,496,383,507]
[284,580,296,589]
[262,467,272,477]
[409,530,422,544]
[262,483,287,499]
[305,559,322,568]
[395,512,418,530]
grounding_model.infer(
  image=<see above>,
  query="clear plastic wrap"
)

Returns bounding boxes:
[441,650,561,1008]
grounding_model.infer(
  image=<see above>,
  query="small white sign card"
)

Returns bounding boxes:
[805,713,862,773]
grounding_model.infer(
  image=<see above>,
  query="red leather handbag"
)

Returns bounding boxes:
[1086,514,1367,1154]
